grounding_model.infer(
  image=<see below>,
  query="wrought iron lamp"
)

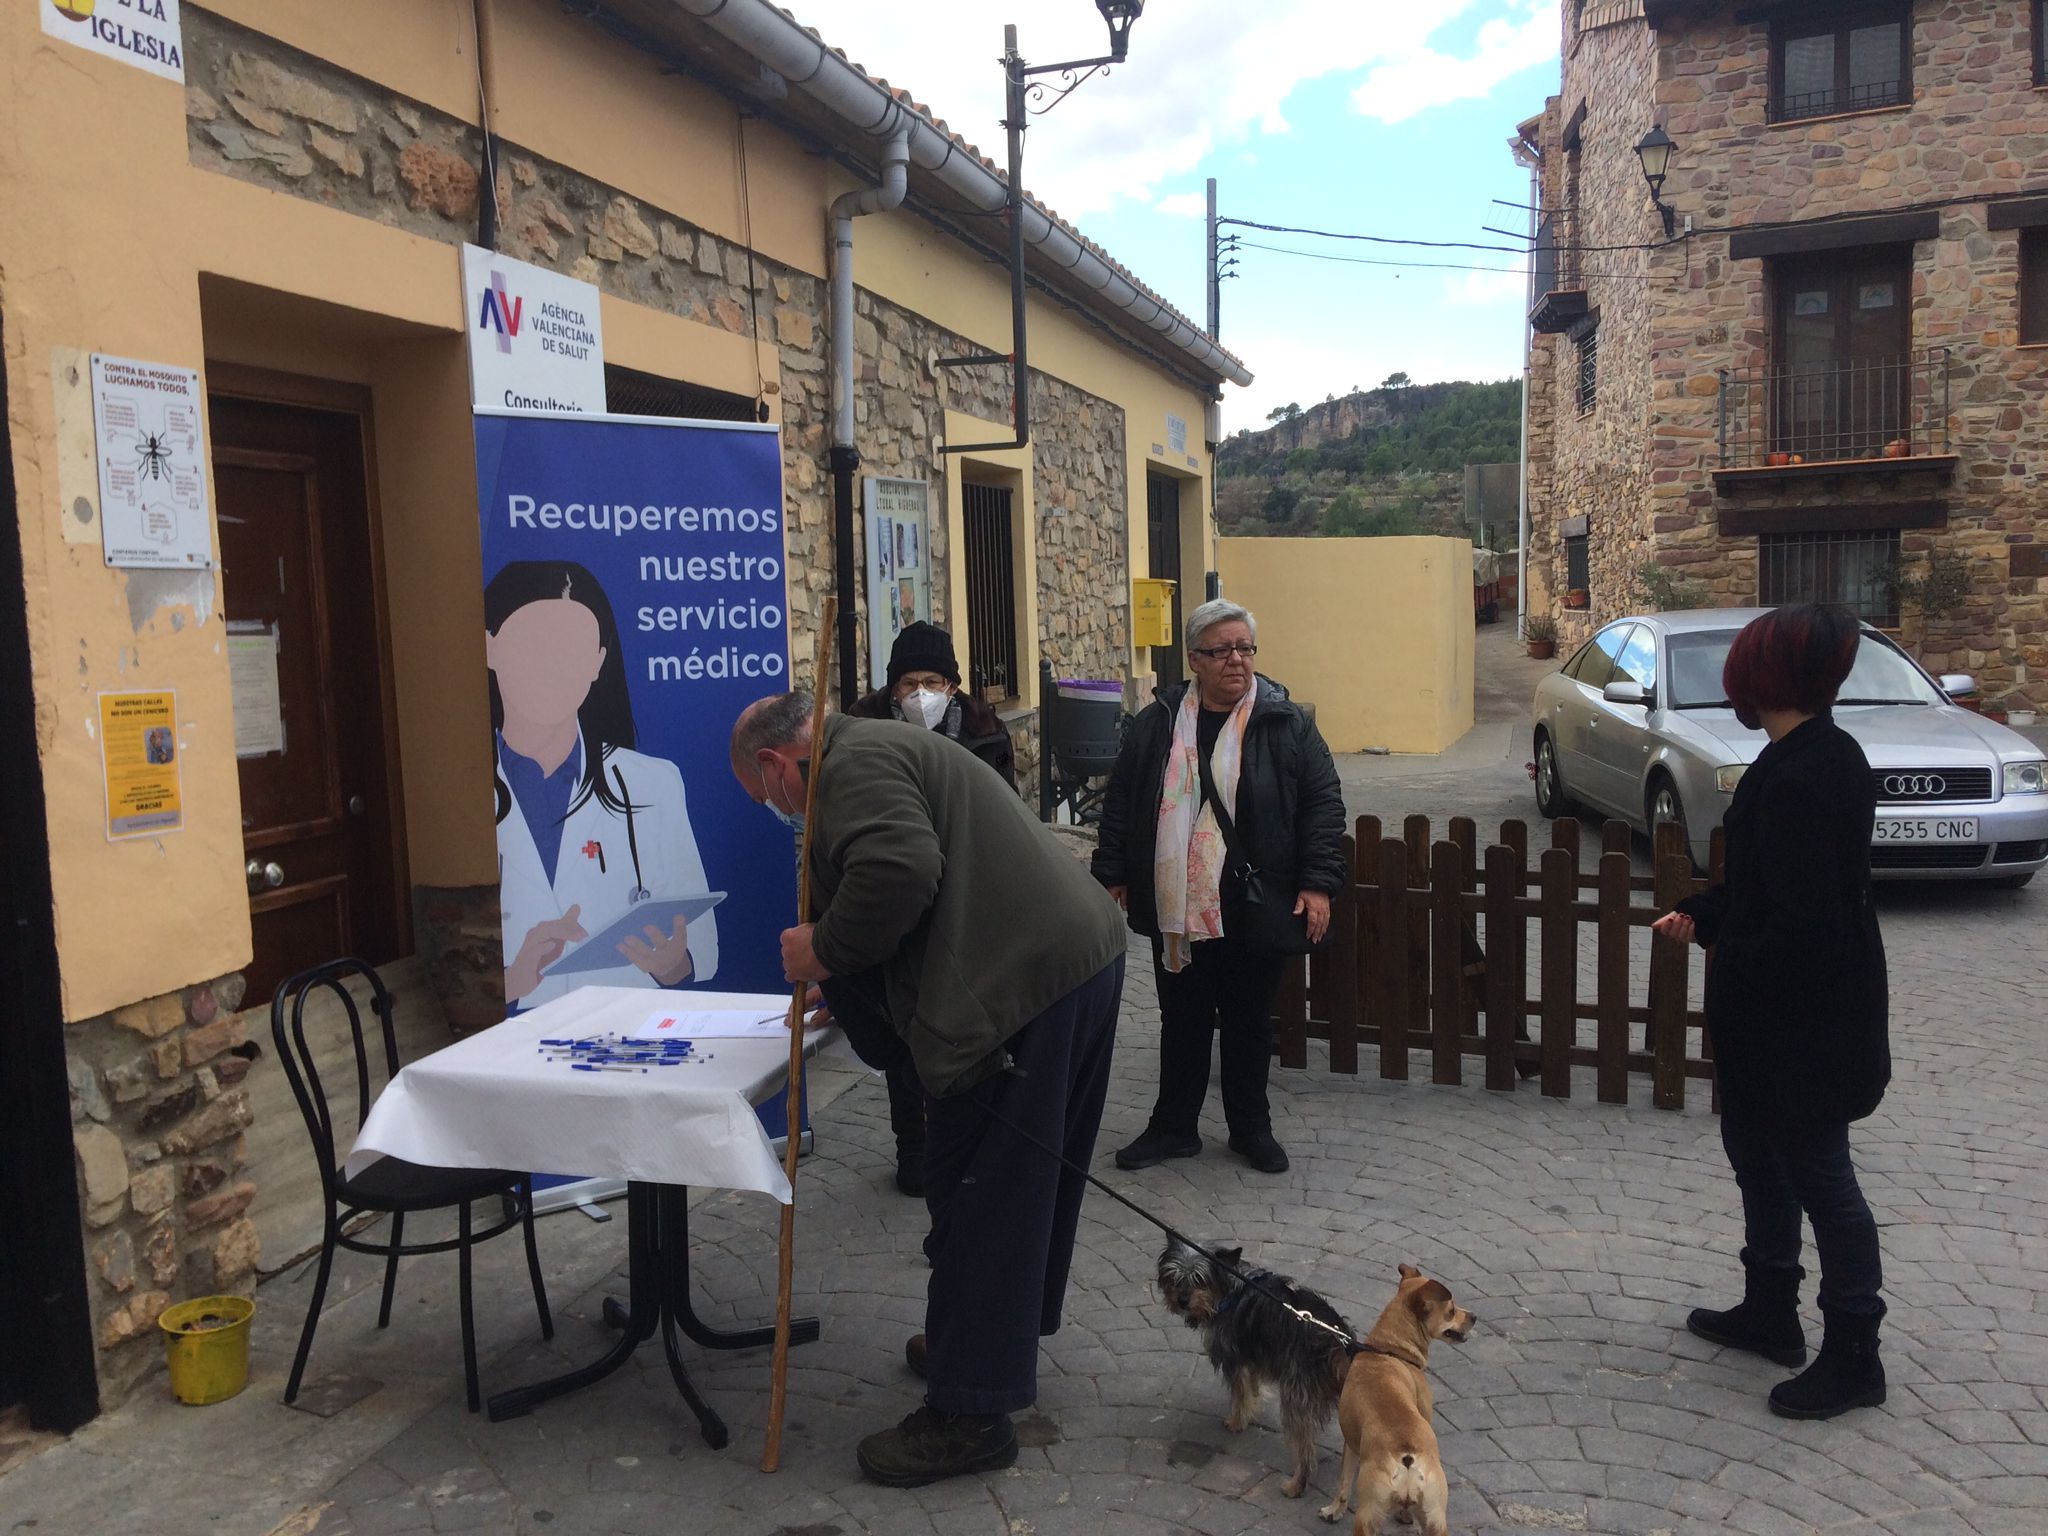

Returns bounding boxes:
[1635,125,1678,238]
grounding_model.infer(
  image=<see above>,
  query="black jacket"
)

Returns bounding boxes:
[1676,716,1890,1123]
[1092,676,1348,943]
[848,688,1017,789]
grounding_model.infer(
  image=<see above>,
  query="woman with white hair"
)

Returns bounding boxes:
[1093,598,1347,1174]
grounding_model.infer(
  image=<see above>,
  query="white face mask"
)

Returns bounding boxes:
[907,687,950,730]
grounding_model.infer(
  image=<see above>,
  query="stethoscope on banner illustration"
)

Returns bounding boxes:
[495,761,652,905]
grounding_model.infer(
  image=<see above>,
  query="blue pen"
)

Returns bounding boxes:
[570,1062,645,1073]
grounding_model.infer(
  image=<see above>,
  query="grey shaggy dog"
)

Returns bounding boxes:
[1156,1238,1356,1499]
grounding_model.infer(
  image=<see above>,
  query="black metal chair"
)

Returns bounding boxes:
[271,958,552,1412]
[1040,669,1129,826]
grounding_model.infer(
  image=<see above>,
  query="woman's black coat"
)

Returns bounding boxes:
[1091,675,1348,944]
[1676,716,1890,1123]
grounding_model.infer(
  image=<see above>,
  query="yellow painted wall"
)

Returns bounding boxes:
[1217,538,1475,755]
[3,0,1224,1019]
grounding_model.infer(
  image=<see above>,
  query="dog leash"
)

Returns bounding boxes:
[864,1014,1363,1355]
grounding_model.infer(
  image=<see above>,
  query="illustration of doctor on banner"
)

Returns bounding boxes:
[473,407,794,1014]
[488,559,720,1010]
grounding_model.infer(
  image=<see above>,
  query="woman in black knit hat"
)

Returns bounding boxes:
[850,622,1016,788]
[842,622,1017,1198]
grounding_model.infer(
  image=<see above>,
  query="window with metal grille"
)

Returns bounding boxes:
[1575,323,1598,417]
[2024,230,2048,346]
[1759,530,1901,626]
[1772,7,1910,123]
[604,364,758,422]
[1565,534,1590,592]
[961,482,1019,701]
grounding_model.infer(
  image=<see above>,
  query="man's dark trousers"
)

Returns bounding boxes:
[921,957,1124,1416]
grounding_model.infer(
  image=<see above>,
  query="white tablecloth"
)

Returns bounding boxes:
[347,987,829,1204]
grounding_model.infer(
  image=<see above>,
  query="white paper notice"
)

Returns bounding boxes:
[227,626,284,758]
[634,1008,790,1041]
[91,355,211,569]
[40,0,185,82]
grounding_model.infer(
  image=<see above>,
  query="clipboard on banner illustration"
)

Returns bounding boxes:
[544,892,727,976]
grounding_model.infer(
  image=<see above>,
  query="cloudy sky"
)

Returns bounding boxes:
[809,0,1562,429]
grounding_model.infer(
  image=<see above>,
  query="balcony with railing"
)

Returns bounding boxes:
[1527,208,1588,335]
[1712,350,1957,490]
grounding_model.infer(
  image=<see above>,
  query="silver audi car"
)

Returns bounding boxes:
[1531,608,2048,887]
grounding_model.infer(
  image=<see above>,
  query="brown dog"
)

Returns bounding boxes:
[1319,1265,1474,1535]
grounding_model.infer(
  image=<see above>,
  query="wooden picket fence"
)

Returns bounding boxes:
[1275,815,1727,1111]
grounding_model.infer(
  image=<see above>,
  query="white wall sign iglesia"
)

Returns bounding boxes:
[40,0,184,82]
[459,244,607,414]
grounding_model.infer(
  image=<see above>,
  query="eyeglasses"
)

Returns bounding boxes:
[1191,644,1258,660]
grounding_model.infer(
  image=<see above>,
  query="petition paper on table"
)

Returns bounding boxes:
[634,1007,793,1041]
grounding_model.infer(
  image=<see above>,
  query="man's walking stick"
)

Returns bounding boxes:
[763,597,834,1473]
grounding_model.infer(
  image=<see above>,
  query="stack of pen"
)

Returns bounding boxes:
[537,1035,712,1072]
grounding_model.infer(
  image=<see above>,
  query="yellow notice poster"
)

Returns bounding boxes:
[99,691,183,840]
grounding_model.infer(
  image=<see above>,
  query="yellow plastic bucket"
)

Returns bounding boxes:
[159,1295,254,1405]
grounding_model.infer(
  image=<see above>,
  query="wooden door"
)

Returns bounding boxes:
[1146,472,1184,690]
[210,396,402,1003]
[1775,251,1911,460]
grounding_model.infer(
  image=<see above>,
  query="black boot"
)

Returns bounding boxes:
[1770,1309,1885,1420]
[1114,1127,1201,1170]
[1687,1255,1807,1367]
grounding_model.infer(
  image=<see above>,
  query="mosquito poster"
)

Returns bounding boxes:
[90,354,213,570]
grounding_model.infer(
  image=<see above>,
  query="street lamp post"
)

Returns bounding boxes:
[939,3,1145,456]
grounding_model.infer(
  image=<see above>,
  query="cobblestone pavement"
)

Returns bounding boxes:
[7,627,2044,1535]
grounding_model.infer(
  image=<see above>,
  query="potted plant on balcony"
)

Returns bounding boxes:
[1524,615,1558,660]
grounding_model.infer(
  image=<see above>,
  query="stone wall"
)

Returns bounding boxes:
[68,974,258,1401]
[1526,1,2048,704]
[1528,20,1662,651]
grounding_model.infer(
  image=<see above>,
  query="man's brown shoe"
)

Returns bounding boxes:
[905,1333,928,1379]
[856,1405,1017,1487]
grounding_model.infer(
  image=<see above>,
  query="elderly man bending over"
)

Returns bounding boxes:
[730,690,1127,1487]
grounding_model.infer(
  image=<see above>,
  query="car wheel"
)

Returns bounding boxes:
[1648,775,1697,869]
[1534,731,1573,819]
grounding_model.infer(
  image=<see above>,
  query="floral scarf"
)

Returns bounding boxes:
[1153,687,1254,973]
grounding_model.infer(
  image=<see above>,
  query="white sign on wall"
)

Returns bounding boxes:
[459,244,607,414]
[864,477,933,692]
[90,354,212,570]
[40,0,185,82]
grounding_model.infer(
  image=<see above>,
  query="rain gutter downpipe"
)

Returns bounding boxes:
[829,124,912,709]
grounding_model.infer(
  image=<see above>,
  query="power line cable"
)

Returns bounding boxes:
[1218,215,1684,256]
[1237,240,1678,283]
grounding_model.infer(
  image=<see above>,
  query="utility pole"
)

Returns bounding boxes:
[1205,177,1220,340]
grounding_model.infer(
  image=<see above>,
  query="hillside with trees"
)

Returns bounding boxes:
[1217,377,1520,541]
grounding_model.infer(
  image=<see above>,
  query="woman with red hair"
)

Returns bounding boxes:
[1653,603,1890,1420]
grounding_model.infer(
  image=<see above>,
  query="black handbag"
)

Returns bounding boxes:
[1196,748,1324,956]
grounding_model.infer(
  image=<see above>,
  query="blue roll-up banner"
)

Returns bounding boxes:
[472,408,804,1211]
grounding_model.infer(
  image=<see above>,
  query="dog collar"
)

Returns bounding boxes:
[1349,1337,1426,1370]
[1215,1268,1272,1318]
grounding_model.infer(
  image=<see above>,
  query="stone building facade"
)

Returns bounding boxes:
[6,0,1239,1419]
[1521,0,2048,707]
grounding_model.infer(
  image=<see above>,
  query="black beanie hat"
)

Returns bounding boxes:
[888,622,961,688]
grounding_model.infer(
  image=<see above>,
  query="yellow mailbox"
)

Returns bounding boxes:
[1132,577,1177,649]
